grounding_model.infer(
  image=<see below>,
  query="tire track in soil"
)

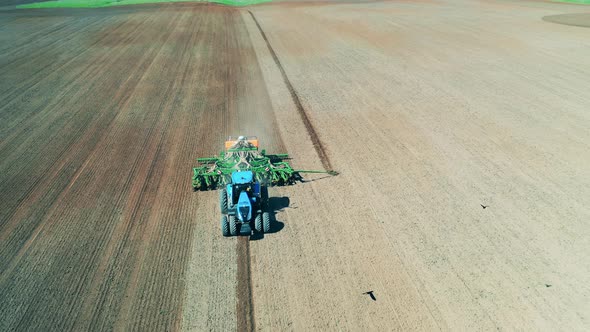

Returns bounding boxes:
[237,238,255,332]
[228,8,289,332]
[247,10,333,171]
[230,9,258,332]
[235,11,330,332]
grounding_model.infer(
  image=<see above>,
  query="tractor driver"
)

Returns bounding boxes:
[234,183,251,196]
[245,185,255,203]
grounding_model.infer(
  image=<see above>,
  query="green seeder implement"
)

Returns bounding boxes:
[192,136,337,191]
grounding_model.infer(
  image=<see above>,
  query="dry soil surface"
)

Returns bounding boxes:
[244,0,590,330]
[1,0,589,331]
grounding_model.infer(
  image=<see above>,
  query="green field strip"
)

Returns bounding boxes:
[554,0,590,4]
[18,0,272,9]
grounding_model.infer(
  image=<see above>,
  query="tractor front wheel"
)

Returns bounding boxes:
[229,215,238,236]
[221,215,230,237]
[219,188,228,214]
[262,212,271,233]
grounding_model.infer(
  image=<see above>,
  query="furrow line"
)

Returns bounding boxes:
[247,10,333,171]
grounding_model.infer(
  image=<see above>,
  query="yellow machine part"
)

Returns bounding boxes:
[225,138,259,150]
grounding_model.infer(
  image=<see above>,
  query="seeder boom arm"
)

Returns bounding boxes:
[295,170,339,176]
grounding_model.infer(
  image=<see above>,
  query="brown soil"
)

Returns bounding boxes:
[1,0,590,331]
[236,238,255,332]
[0,3,276,331]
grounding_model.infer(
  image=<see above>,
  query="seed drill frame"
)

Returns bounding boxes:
[192,136,337,191]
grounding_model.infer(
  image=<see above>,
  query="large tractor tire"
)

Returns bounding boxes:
[219,188,228,214]
[221,215,230,237]
[254,213,263,232]
[229,215,239,236]
[262,211,271,233]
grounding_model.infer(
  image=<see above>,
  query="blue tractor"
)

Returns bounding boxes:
[219,170,271,236]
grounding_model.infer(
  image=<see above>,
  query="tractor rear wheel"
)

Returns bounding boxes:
[219,189,228,214]
[229,215,238,236]
[262,211,271,233]
[220,215,230,237]
[254,213,263,232]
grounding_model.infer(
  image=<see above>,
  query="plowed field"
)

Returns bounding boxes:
[1,0,589,331]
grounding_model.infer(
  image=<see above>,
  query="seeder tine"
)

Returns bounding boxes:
[280,170,290,183]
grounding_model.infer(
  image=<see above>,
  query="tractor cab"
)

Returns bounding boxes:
[229,171,260,204]
[225,171,261,227]
[219,170,264,235]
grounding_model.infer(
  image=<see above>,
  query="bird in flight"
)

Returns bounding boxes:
[481,204,489,209]
[364,291,376,301]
